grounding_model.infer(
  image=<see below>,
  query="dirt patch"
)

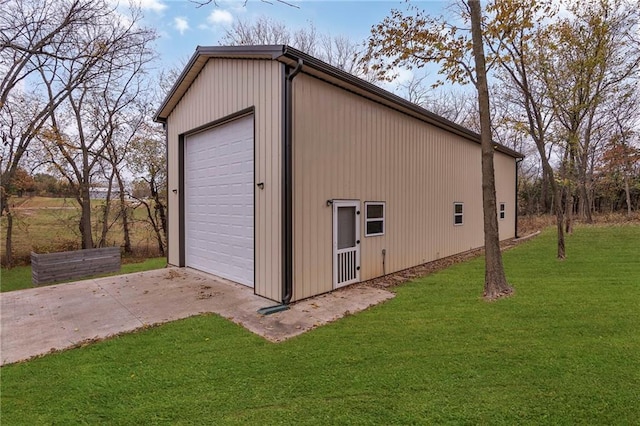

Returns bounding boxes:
[164,269,183,280]
[362,233,538,290]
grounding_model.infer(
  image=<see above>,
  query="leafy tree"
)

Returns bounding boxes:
[536,0,640,228]
[365,0,513,299]
[482,0,568,257]
[7,167,35,196]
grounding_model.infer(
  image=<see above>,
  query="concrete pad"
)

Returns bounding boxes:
[1,268,394,365]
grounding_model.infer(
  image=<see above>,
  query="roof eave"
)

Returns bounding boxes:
[153,44,524,160]
[276,46,524,159]
[153,45,287,123]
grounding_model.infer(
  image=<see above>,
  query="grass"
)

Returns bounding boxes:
[0,257,167,293]
[1,224,639,424]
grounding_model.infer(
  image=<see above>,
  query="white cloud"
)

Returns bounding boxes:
[174,16,189,35]
[207,9,234,26]
[136,0,167,13]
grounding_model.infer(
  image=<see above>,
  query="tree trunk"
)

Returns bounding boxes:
[140,198,165,257]
[150,176,167,241]
[540,170,548,214]
[4,209,13,268]
[553,187,566,259]
[624,173,632,217]
[578,173,593,223]
[79,185,94,249]
[469,0,513,300]
[543,165,566,259]
[98,175,114,248]
[565,190,573,235]
[116,170,132,254]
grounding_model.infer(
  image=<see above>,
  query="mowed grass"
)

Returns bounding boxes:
[0,257,167,293]
[1,225,639,424]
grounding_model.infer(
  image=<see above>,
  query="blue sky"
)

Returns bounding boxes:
[136,0,450,73]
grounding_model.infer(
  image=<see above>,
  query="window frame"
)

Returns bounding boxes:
[453,202,464,226]
[364,201,385,237]
[499,202,506,220]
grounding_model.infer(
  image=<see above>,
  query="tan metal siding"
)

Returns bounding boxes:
[495,152,518,240]
[292,74,516,301]
[166,59,282,302]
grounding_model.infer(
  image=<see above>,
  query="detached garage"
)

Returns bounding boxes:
[154,45,522,304]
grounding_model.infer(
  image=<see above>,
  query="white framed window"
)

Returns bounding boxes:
[499,203,506,220]
[365,202,385,236]
[454,202,464,225]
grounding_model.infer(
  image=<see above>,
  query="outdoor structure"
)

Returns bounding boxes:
[154,45,522,304]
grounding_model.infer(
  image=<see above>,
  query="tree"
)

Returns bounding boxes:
[38,3,156,250]
[468,0,513,299]
[595,87,640,216]
[396,74,478,128]
[537,0,640,227]
[128,125,168,257]
[365,0,513,299]
[1,0,153,263]
[483,0,568,258]
[221,15,377,81]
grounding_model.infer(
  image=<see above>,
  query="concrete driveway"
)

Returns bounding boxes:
[1,268,394,366]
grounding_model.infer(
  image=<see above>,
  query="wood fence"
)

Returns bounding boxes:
[31,247,121,286]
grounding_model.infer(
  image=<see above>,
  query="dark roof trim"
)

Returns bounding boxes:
[153,45,286,124]
[153,44,523,159]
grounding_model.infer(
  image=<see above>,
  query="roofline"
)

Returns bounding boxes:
[153,45,287,124]
[153,44,523,159]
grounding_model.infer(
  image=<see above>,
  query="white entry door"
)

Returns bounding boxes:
[184,115,254,287]
[333,200,360,288]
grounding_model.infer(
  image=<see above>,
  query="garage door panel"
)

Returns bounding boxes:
[185,115,254,287]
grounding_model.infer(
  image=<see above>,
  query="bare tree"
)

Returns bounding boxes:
[221,16,291,46]
[38,3,156,250]
[0,0,127,263]
[128,122,168,257]
[221,15,377,81]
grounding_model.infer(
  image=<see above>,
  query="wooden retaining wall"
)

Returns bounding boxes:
[31,247,121,286]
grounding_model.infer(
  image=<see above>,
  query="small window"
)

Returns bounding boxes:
[454,202,464,225]
[365,202,385,236]
[499,203,506,220]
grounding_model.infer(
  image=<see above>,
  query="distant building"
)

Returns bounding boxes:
[89,187,121,200]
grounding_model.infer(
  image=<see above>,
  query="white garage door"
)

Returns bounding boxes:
[185,115,254,287]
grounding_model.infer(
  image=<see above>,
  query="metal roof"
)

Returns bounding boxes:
[153,44,523,159]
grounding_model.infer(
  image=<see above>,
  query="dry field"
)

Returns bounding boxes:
[1,196,164,266]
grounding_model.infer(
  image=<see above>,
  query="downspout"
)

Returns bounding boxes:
[282,58,303,305]
[515,157,523,239]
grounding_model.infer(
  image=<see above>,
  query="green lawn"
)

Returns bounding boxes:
[1,225,639,424]
[0,257,167,293]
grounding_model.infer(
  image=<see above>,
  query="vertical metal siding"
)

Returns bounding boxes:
[166,59,282,302]
[292,74,516,301]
